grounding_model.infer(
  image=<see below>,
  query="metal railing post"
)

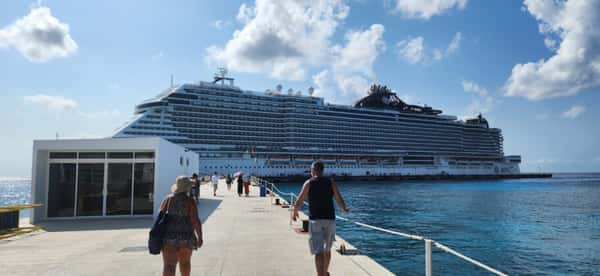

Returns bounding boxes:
[425,239,432,276]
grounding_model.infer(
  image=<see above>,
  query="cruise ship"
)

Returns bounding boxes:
[114,71,521,177]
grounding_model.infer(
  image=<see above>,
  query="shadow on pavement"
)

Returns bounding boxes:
[37,217,153,232]
[198,197,222,223]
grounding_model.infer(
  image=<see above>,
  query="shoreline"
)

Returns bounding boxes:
[264,173,552,183]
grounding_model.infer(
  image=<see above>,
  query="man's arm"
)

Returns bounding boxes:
[331,179,349,213]
[293,180,310,221]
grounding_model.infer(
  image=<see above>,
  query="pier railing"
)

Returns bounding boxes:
[251,176,508,276]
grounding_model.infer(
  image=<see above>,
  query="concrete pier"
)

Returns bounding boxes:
[0,180,393,275]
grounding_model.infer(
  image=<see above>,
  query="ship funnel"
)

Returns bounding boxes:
[276,84,282,92]
[287,88,293,95]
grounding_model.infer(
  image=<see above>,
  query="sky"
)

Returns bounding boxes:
[0,0,599,177]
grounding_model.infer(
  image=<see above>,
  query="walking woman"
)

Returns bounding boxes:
[159,176,203,276]
[226,174,233,191]
[243,176,250,197]
[237,175,244,197]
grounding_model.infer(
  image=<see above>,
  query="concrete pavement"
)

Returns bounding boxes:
[0,180,393,275]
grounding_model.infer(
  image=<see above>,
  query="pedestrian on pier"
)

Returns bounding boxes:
[190,173,200,204]
[159,176,203,276]
[243,174,250,196]
[225,174,233,191]
[211,172,219,197]
[237,174,244,197]
[293,161,349,276]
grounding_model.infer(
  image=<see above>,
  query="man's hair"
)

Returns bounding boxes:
[311,160,324,173]
[191,173,198,178]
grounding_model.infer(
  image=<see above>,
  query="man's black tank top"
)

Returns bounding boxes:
[308,176,335,220]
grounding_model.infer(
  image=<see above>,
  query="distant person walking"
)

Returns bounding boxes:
[211,172,219,197]
[236,175,244,197]
[243,175,250,197]
[190,173,200,204]
[293,161,349,276]
[225,174,233,191]
[159,176,203,276]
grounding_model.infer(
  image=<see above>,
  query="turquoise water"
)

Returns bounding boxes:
[2,175,599,274]
[0,179,31,218]
[277,173,600,275]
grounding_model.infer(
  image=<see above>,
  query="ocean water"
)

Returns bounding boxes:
[2,174,599,274]
[277,173,600,275]
[0,178,31,218]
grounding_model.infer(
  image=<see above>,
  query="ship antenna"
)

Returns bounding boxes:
[170,74,174,88]
[213,67,234,86]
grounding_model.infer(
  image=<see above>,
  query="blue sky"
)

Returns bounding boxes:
[0,0,599,177]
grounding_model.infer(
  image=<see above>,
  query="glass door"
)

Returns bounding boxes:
[133,163,154,214]
[107,163,132,215]
[76,163,104,216]
[47,163,76,217]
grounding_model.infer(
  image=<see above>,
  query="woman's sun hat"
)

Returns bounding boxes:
[171,175,193,193]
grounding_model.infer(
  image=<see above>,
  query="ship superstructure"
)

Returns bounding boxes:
[114,73,520,177]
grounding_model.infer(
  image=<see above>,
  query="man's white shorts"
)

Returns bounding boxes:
[308,219,336,255]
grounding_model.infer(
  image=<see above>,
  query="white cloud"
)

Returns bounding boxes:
[23,94,78,111]
[396,32,461,64]
[446,32,462,54]
[23,94,121,119]
[397,36,426,64]
[561,105,585,119]
[392,0,468,20]
[213,20,232,30]
[313,24,386,104]
[332,24,385,77]
[462,80,488,97]
[0,7,77,63]
[462,80,496,117]
[236,3,255,23]
[206,0,349,81]
[504,0,600,100]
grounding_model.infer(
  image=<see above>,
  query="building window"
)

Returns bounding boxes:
[135,152,155,159]
[76,163,104,216]
[180,157,183,166]
[47,163,76,217]
[79,152,106,159]
[49,152,76,159]
[108,152,134,159]
[133,163,154,215]
[106,163,133,215]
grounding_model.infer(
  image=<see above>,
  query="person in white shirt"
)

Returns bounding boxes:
[211,173,219,197]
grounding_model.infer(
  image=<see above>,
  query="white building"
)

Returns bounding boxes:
[30,137,199,223]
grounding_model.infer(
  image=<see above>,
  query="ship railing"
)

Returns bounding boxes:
[250,176,508,276]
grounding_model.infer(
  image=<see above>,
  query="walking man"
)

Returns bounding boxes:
[293,161,349,276]
[211,172,219,197]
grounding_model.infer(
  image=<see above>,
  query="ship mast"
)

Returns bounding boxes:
[213,67,234,86]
